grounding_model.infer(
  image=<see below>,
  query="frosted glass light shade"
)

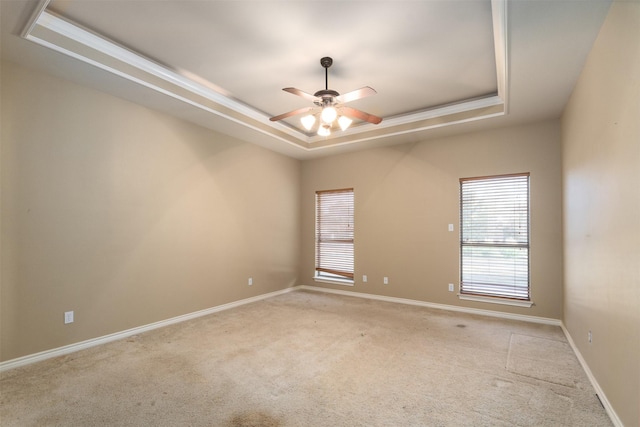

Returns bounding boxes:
[300,114,316,131]
[338,116,353,131]
[317,124,331,136]
[321,106,337,123]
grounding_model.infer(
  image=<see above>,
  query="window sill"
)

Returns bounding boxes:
[313,276,354,287]
[458,294,534,308]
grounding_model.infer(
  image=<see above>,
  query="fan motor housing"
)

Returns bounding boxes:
[314,89,340,98]
[313,89,340,107]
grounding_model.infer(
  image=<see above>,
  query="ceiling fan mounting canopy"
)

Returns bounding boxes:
[269,56,383,133]
[320,56,333,68]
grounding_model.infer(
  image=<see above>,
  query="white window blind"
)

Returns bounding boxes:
[315,189,354,280]
[460,174,530,300]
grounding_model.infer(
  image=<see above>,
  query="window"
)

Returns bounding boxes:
[460,173,530,302]
[315,188,354,284]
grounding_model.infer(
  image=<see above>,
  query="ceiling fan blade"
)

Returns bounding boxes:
[282,87,319,102]
[335,86,377,104]
[269,106,314,122]
[340,106,383,125]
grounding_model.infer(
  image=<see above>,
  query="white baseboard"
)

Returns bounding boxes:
[300,285,621,426]
[560,323,623,427]
[1,284,620,427]
[0,287,297,373]
[298,285,562,325]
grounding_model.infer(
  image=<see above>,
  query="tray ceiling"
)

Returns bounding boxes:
[1,0,611,159]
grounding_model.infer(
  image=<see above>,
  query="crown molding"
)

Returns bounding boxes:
[22,0,509,153]
[492,0,509,113]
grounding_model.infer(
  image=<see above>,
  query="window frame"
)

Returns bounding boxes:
[459,173,532,306]
[314,188,355,286]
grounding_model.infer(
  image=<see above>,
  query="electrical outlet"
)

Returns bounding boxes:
[362,275,367,283]
[64,311,74,324]
[448,283,455,292]
[383,277,389,285]
[248,277,253,286]
[448,224,454,232]
[588,330,592,343]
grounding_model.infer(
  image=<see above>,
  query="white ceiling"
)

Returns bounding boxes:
[1,0,612,159]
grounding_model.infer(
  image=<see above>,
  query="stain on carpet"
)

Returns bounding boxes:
[227,411,281,427]
[492,378,513,388]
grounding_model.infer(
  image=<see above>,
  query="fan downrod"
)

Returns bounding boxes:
[316,57,337,99]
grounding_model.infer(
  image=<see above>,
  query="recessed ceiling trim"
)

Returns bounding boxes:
[492,0,509,113]
[26,9,296,134]
[307,105,506,151]
[306,94,503,145]
[22,7,310,151]
[22,0,509,153]
[20,0,51,38]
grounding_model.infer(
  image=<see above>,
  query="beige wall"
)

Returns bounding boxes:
[0,61,301,361]
[561,2,640,426]
[300,120,564,320]
[4,5,637,421]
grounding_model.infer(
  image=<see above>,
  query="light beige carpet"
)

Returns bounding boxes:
[0,290,611,426]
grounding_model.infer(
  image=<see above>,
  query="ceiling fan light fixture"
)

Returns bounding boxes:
[317,124,331,137]
[301,114,316,131]
[321,106,337,124]
[338,115,353,131]
[270,57,382,135]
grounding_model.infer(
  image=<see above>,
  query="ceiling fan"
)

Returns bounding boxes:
[269,57,382,136]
